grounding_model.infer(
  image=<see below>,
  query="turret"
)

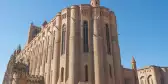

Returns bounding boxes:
[90,0,100,7]
[16,44,21,54]
[27,22,41,44]
[42,20,48,28]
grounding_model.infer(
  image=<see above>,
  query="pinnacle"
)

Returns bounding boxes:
[132,56,136,63]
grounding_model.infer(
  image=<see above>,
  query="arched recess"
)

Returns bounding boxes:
[140,76,145,84]
[147,75,153,84]
[61,24,66,55]
[84,65,88,81]
[61,67,64,82]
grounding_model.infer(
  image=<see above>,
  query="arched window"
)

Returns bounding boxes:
[61,67,64,82]
[61,25,66,54]
[83,21,89,52]
[85,65,88,81]
[109,64,112,78]
[140,76,144,84]
[148,75,153,84]
[106,24,111,54]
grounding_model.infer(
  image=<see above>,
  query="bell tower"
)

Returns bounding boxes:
[90,0,100,7]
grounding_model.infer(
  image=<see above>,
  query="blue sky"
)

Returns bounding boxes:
[0,0,168,83]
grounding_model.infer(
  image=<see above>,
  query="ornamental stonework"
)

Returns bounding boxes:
[81,9,89,16]
[100,11,109,18]
[62,13,67,19]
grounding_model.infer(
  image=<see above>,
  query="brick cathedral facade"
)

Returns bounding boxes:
[2,0,168,84]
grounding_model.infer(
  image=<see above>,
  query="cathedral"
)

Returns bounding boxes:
[2,0,168,84]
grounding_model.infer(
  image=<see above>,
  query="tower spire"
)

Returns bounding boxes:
[132,56,136,63]
[90,0,100,7]
[131,56,139,84]
[131,56,137,70]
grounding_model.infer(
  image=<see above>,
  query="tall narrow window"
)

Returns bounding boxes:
[83,21,89,52]
[52,32,55,59]
[61,67,64,82]
[106,24,111,54]
[148,75,153,84]
[109,64,112,78]
[61,25,66,54]
[85,65,88,81]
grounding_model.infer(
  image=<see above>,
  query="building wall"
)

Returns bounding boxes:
[160,67,168,84]
[3,1,168,84]
[137,66,167,84]
[123,68,135,84]
[138,66,156,84]
[3,0,168,83]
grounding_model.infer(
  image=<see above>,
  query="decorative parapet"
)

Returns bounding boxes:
[27,75,44,84]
